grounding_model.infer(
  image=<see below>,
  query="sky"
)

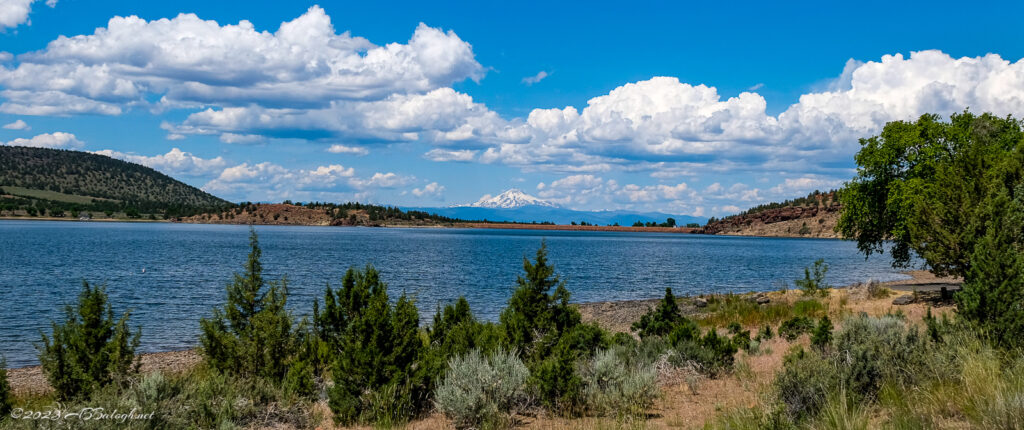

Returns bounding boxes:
[2,0,1024,216]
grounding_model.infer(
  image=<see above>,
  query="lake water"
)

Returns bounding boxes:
[0,220,910,367]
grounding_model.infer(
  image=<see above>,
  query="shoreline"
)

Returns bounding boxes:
[5,270,960,395]
[5,217,848,239]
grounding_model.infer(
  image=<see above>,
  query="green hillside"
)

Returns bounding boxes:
[0,146,230,218]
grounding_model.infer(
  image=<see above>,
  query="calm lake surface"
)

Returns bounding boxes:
[0,220,910,367]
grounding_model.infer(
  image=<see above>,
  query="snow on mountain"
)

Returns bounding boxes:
[458,189,559,208]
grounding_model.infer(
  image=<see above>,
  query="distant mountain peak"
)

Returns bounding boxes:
[458,188,559,209]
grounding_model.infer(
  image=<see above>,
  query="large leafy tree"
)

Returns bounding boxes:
[838,111,1023,278]
[838,111,1024,346]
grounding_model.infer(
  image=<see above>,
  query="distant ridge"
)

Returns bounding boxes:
[0,146,230,216]
[406,188,705,226]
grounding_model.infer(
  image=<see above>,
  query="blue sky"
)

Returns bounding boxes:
[2,0,1024,216]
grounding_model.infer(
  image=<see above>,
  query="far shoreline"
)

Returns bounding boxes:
[1,216,849,239]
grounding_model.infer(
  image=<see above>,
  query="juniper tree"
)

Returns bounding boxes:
[199,228,296,381]
[322,265,427,425]
[500,241,582,361]
[38,281,140,400]
[632,287,687,338]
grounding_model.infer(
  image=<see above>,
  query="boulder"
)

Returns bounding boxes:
[756,296,771,305]
[892,295,914,306]
[694,298,708,308]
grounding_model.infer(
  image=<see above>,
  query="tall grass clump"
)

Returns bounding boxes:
[435,349,530,429]
[38,280,140,400]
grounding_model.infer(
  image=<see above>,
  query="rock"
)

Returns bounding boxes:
[694,298,708,308]
[756,296,771,305]
[892,295,914,305]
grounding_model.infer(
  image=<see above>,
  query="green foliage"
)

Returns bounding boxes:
[811,316,833,351]
[955,147,1024,348]
[0,356,10,419]
[778,316,814,341]
[199,229,297,382]
[632,288,685,338]
[434,349,530,429]
[838,111,1023,280]
[497,242,613,413]
[500,241,582,362]
[319,264,428,425]
[795,259,830,297]
[581,348,658,418]
[830,315,929,401]
[697,294,796,327]
[775,347,833,421]
[758,324,774,340]
[38,281,140,400]
[424,297,501,382]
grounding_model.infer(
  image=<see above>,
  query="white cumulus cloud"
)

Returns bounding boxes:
[2,118,28,129]
[92,147,226,176]
[326,144,369,156]
[412,181,445,197]
[3,131,81,148]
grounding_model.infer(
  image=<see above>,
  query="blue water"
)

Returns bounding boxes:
[0,220,910,367]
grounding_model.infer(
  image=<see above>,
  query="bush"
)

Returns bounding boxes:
[0,356,10,419]
[796,259,831,297]
[323,265,427,425]
[434,349,530,429]
[632,288,686,338]
[831,315,929,400]
[758,324,774,340]
[199,229,298,382]
[423,297,501,392]
[775,347,834,421]
[811,316,833,351]
[38,281,140,400]
[778,316,814,341]
[673,329,738,376]
[500,241,583,363]
[581,348,658,418]
[956,161,1024,348]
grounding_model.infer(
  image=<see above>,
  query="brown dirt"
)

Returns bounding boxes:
[6,349,201,397]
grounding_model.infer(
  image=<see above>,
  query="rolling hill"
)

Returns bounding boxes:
[0,146,230,218]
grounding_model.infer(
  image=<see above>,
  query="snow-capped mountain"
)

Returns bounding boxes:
[458,189,559,209]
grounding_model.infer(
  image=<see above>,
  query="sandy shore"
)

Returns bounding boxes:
[6,270,960,397]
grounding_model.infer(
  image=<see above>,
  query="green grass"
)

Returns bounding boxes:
[2,186,119,205]
[696,294,826,328]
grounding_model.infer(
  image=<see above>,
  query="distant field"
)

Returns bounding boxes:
[1,186,120,205]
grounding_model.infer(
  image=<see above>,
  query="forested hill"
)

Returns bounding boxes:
[0,146,230,218]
